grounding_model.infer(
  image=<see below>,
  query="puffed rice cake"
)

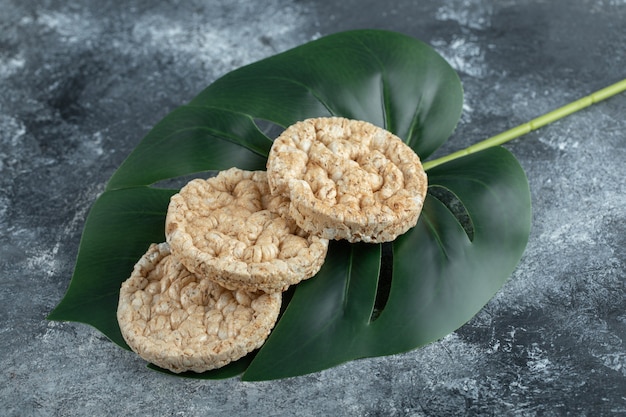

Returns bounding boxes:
[117,242,282,373]
[165,167,329,293]
[266,117,428,243]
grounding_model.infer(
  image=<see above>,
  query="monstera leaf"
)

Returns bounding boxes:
[48,29,531,381]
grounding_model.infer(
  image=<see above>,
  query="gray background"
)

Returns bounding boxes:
[1,0,625,415]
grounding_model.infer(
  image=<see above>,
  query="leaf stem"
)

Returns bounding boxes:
[423,78,626,171]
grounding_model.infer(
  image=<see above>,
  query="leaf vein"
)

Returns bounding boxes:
[224,75,338,117]
[423,214,450,260]
[353,38,392,131]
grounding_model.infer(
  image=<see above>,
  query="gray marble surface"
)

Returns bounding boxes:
[1,0,625,415]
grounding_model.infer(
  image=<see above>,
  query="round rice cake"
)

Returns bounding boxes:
[117,242,282,373]
[266,117,428,243]
[165,167,329,293]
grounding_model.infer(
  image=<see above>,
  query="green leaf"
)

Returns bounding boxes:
[243,147,530,380]
[49,29,530,380]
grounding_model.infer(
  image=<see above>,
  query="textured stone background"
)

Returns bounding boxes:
[1,0,625,415]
